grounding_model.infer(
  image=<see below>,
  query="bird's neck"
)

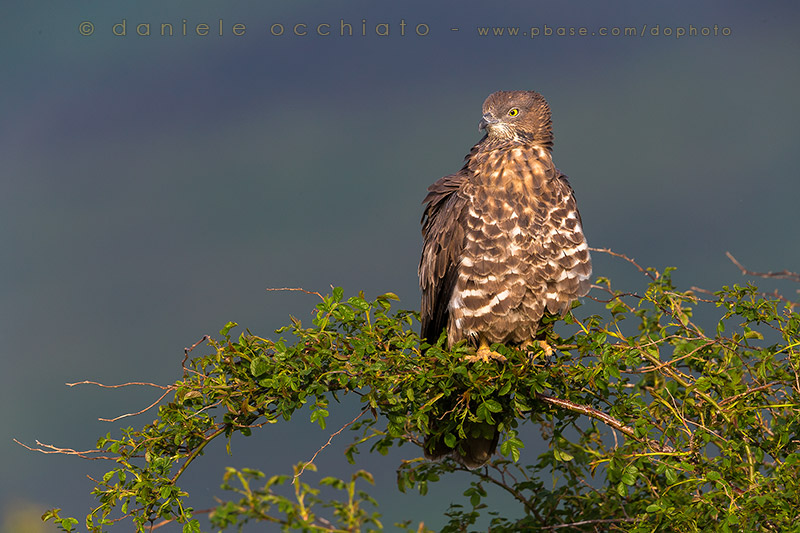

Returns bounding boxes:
[471,139,552,166]
[468,141,555,194]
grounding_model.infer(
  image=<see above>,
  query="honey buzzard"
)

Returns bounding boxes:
[419,90,592,467]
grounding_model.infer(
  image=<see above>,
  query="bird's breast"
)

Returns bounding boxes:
[474,145,552,194]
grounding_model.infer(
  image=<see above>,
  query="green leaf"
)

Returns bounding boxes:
[250,357,269,377]
[310,408,329,429]
[500,434,525,463]
[483,399,502,413]
[42,269,800,532]
[378,292,399,301]
[332,286,344,302]
[621,465,638,486]
[59,517,78,531]
[183,519,201,533]
[553,448,573,462]
[470,492,481,507]
[220,321,238,337]
[347,296,370,311]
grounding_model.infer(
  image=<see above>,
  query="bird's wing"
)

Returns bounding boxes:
[538,170,593,315]
[419,170,470,346]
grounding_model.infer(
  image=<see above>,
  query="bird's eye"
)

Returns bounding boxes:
[507,108,520,117]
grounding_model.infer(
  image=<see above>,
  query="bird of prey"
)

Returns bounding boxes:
[418,90,592,468]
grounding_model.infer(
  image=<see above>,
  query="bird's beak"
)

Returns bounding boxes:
[479,113,499,131]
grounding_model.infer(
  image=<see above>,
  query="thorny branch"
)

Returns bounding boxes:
[534,393,675,454]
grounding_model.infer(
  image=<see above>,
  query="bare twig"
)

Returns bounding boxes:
[636,339,716,374]
[293,408,368,483]
[13,439,114,460]
[65,380,177,422]
[183,335,210,371]
[726,252,800,282]
[590,247,657,280]
[690,285,715,296]
[187,399,224,419]
[765,289,800,309]
[471,464,540,519]
[171,427,227,484]
[587,285,638,310]
[148,508,213,530]
[665,289,716,304]
[99,387,175,422]
[66,381,170,389]
[266,287,324,300]
[539,517,638,530]
[690,254,800,309]
[719,382,779,406]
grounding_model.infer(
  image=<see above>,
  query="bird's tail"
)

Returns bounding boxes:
[424,421,500,469]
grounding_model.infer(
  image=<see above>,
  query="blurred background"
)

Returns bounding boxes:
[2,0,799,530]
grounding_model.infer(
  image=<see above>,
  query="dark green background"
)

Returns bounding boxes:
[2,1,798,530]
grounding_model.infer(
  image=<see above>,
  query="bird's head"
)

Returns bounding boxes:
[479,90,553,148]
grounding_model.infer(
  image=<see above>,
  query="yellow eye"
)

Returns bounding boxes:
[507,108,520,117]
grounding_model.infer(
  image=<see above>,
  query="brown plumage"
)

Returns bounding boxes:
[419,90,592,468]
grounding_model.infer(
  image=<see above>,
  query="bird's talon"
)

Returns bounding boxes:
[466,346,507,363]
[538,340,553,357]
[522,339,554,364]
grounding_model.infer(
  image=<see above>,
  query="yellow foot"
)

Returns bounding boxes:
[538,340,553,357]
[465,346,507,363]
[522,340,554,363]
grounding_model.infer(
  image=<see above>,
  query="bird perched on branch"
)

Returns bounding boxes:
[419,90,592,468]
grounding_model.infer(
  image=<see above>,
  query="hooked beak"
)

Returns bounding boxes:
[479,113,499,131]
